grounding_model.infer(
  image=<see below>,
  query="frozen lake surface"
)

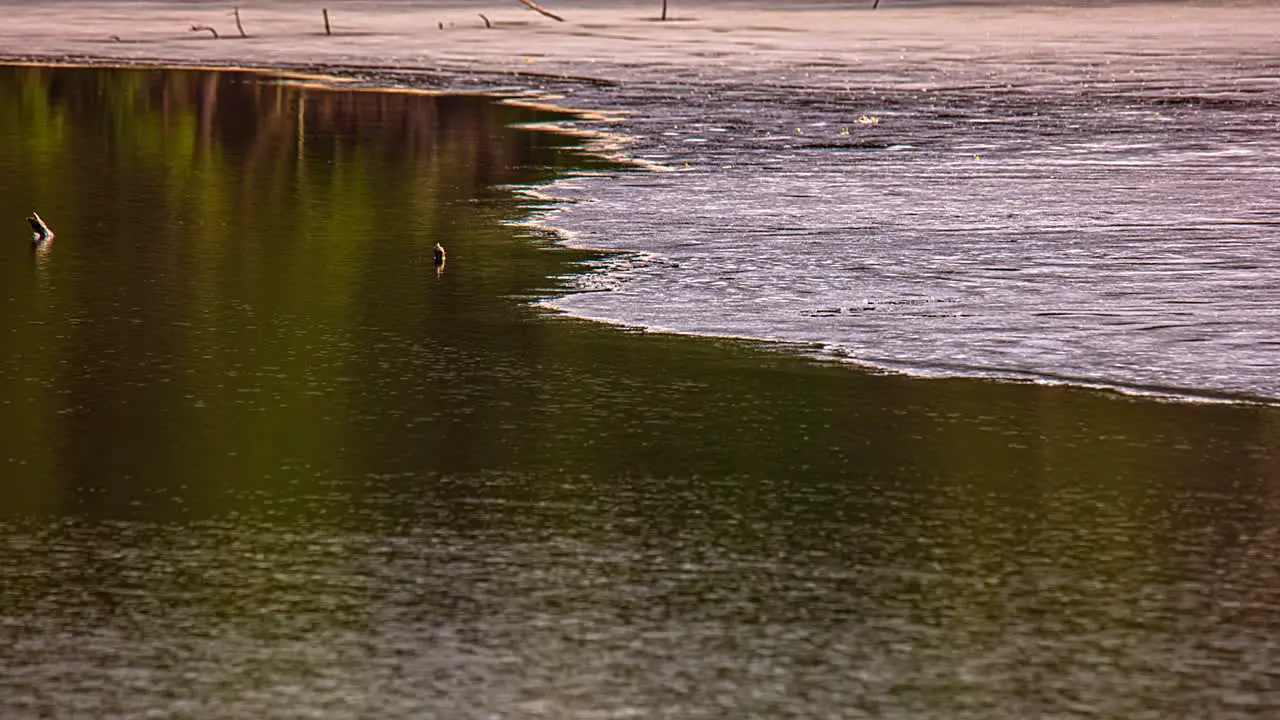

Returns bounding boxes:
[529,14,1280,402]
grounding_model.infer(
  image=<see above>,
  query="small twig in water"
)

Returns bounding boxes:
[233,7,247,37]
[515,0,565,22]
[323,8,331,35]
[27,212,54,242]
[190,24,219,38]
[478,13,492,28]
[872,0,881,7]
[661,0,668,21]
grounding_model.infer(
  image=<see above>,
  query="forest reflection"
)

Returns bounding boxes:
[1,65,1278,526]
[0,65,596,518]
[3,65,1280,719]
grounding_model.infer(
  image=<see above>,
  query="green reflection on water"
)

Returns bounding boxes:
[0,66,586,515]
[0,64,1278,524]
[2,64,1280,719]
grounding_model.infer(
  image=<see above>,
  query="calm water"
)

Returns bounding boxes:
[2,65,1280,719]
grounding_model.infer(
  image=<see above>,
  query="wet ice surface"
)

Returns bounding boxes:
[538,52,1280,402]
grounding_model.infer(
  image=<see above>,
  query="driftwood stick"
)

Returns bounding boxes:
[872,0,881,7]
[323,8,331,35]
[190,24,219,38]
[234,7,247,37]
[515,0,565,22]
[478,13,491,28]
[26,212,54,242]
[661,0,668,21]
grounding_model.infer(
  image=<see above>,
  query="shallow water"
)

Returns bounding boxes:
[2,65,1280,719]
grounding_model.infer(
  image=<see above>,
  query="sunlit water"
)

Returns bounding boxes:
[538,26,1280,403]
[2,65,1280,719]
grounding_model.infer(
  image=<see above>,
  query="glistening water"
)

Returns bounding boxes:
[2,65,1280,719]
[538,17,1280,403]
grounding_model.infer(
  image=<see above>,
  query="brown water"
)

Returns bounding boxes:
[2,65,1280,719]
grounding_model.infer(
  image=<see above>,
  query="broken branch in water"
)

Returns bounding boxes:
[515,0,565,22]
[189,24,219,38]
[661,0,668,21]
[323,8,331,35]
[26,212,54,242]
[478,13,492,29]
[234,7,247,37]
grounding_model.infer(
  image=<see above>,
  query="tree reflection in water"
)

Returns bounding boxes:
[0,65,1279,720]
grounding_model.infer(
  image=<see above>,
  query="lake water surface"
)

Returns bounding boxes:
[2,65,1280,719]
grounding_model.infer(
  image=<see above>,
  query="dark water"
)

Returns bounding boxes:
[3,65,1280,719]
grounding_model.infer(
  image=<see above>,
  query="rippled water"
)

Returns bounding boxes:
[2,64,1280,719]
[539,29,1280,402]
